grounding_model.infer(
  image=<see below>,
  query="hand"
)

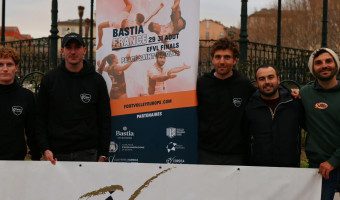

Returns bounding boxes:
[133,55,141,62]
[171,49,180,56]
[182,63,191,69]
[126,54,131,61]
[98,156,106,162]
[319,161,334,179]
[291,89,301,99]
[44,150,57,165]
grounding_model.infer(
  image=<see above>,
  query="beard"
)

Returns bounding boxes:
[259,84,279,98]
[314,67,338,81]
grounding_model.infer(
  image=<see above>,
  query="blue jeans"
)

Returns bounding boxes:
[53,149,98,162]
[310,164,340,200]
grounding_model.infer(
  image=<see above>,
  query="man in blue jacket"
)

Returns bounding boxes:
[244,65,304,167]
[36,33,111,164]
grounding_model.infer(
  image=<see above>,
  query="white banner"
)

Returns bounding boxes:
[0,161,321,199]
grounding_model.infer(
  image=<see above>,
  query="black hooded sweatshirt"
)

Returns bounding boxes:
[36,60,111,156]
[0,81,40,160]
[197,69,255,156]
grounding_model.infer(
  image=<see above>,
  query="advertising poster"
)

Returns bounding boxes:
[96,0,199,163]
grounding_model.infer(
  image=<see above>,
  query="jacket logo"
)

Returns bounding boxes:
[233,98,242,107]
[80,93,91,103]
[315,102,328,110]
[12,106,23,116]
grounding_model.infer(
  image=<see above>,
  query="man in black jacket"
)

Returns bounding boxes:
[197,37,255,165]
[244,65,304,167]
[36,33,111,164]
[0,47,41,160]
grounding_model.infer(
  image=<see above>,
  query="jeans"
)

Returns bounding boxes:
[53,148,98,162]
[310,164,340,200]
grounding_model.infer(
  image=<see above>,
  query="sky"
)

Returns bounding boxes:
[1,0,280,38]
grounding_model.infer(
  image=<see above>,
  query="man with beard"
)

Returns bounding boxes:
[196,37,255,165]
[300,48,340,200]
[244,65,304,167]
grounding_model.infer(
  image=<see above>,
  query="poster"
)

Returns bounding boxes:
[96,0,199,163]
[0,161,322,200]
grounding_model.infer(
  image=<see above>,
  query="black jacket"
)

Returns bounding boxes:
[197,69,255,156]
[36,60,111,156]
[245,85,304,167]
[0,81,40,160]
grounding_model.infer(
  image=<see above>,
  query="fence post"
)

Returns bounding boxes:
[49,0,59,69]
[276,0,282,70]
[239,0,248,64]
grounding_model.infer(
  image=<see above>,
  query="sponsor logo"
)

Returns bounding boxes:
[116,126,135,137]
[166,127,176,138]
[80,93,91,103]
[233,98,242,107]
[166,127,186,138]
[12,106,23,116]
[109,141,118,153]
[121,143,145,152]
[79,168,174,199]
[315,102,328,110]
[166,156,185,164]
[166,142,185,153]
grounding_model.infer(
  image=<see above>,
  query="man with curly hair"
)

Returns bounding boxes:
[197,37,255,165]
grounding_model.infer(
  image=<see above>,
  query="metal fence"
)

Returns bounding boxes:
[199,40,314,84]
[2,37,96,79]
[2,38,313,85]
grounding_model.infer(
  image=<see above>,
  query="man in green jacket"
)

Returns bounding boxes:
[300,48,340,200]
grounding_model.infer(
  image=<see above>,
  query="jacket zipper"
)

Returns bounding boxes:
[268,99,293,120]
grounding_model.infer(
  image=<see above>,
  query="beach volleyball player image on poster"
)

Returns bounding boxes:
[96,0,199,163]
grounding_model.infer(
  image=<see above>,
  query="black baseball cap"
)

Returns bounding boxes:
[62,32,85,48]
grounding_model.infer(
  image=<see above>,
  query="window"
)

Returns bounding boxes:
[206,32,210,39]
[220,32,224,38]
[206,21,210,29]
[62,28,67,35]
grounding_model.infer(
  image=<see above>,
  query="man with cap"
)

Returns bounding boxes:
[36,33,111,164]
[300,48,340,200]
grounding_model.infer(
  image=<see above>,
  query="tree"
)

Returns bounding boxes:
[248,0,340,52]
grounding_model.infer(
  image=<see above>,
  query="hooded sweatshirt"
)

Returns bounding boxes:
[197,69,255,155]
[36,60,111,156]
[300,81,340,168]
[0,81,40,160]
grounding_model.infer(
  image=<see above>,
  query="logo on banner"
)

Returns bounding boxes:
[166,127,186,138]
[166,142,185,153]
[116,126,135,138]
[109,141,118,153]
[233,98,242,107]
[80,93,91,103]
[166,156,185,164]
[12,106,23,116]
[79,168,174,199]
[166,128,176,138]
